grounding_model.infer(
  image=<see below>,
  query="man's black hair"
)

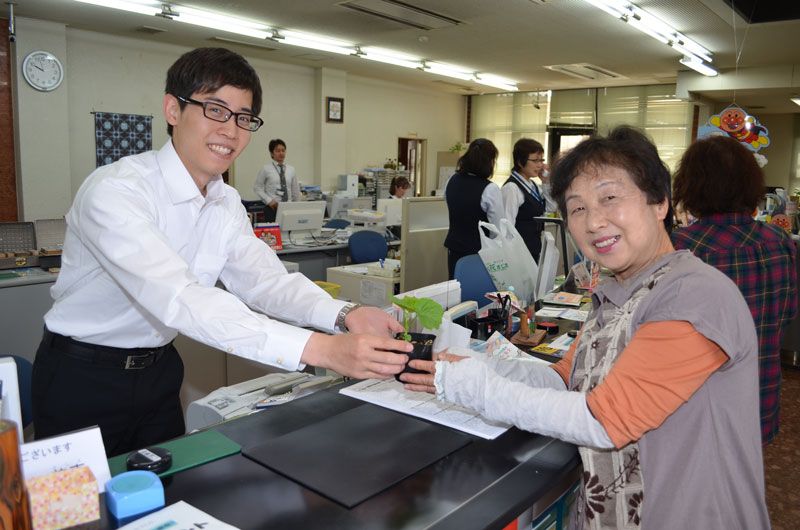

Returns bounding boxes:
[165,47,263,136]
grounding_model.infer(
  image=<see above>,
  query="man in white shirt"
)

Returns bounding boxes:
[254,139,301,222]
[32,47,411,457]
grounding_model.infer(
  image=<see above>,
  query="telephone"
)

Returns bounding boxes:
[186,372,314,431]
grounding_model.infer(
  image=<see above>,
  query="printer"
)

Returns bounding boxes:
[186,372,332,431]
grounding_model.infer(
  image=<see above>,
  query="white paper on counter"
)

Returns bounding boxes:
[119,501,239,530]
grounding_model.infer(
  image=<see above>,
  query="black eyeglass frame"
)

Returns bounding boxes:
[527,157,545,163]
[175,95,264,132]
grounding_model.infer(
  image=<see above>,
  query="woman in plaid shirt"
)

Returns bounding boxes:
[672,135,797,446]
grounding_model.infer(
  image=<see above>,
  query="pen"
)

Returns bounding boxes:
[379,258,384,268]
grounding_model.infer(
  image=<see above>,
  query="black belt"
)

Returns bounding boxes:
[42,328,173,370]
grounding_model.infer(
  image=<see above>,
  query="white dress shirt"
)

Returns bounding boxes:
[502,173,557,223]
[254,161,301,205]
[45,141,345,371]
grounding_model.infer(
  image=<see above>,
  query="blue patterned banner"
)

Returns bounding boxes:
[94,112,152,167]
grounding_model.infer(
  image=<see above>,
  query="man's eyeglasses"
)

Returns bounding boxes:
[175,95,264,132]
[528,157,545,164]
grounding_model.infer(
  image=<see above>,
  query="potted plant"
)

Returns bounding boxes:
[390,295,444,381]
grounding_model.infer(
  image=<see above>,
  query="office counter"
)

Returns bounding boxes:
[126,383,581,529]
[278,239,400,282]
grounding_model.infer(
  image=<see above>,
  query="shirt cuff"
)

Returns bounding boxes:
[308,297,350,333]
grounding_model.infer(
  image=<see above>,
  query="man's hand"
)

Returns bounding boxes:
[344,306,405,338]
[301,332,412,380]
[269,200,278,210]
[400,352,469,394]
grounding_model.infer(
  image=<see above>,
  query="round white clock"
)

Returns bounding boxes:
[22,50,64,92]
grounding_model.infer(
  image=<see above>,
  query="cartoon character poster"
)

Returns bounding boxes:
[698,105,770,151]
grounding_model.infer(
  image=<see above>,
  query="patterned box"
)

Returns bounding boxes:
[26,465,100,530]
[254,224,283,251]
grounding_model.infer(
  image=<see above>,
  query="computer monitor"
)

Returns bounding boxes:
[276,200,326,240]
[377,198,402,226]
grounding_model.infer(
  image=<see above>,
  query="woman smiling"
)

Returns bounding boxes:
[402,127,769,530]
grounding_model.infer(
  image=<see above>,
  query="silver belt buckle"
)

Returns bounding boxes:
[125,353,150,370]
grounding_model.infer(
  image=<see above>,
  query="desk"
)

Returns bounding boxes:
[0,268,57,365]
[102,383,581,529]
[277,240,400,282]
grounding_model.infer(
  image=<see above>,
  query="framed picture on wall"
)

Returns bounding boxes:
[326,97,344,123]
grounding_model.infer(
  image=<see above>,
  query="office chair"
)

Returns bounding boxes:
[0,355,33,429]
[324,218,350,229]
[348,230,388,264]
[454,254,496,306]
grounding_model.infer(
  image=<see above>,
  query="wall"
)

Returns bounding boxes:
[345,75,465,196]
[12,18,465,220]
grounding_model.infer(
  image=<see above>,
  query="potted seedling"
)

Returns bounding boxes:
[390,295,444,381]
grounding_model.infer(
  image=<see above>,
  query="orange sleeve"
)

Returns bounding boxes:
[549,335,579,387]
[585,321,728,449]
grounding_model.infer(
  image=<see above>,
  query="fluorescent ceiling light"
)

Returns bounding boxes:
[173,7,270,39]
[791,98,800,107]
[74,0,161,16]
[581,0,713,64]
[474,74,519,92]
[679,56,718,77]
[73,0,518,91]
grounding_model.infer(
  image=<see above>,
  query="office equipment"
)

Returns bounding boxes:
[242,403,471,508]
[338,174,359,198]
[326,195,373,219]
[326,264,399,307]
[454,254,496,306]
[536,232,559,299]
[348,230,388,264]
[376,198,402,226]
[346,208,386,233]
[275,200,326,241]
[185,372,313,431]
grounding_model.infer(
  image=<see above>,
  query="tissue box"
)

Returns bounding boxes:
[26,465,100,530]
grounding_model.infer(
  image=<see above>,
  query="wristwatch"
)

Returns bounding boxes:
[335,303,362,333]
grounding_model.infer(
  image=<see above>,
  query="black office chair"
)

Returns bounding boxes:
[454,254,496,306]
[348,230,388,264]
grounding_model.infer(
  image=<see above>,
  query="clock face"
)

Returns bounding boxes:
[22,51,64,92]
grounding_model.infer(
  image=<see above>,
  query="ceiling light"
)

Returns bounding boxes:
[679,56,718,77]
[173,6,270,39]
[74,0,161,16]
[423,62,475,81]
[581,0,713,65]
[359,47,423,69]
[791,98,800,107]
[275,31,355,55]
[474,74,519,92]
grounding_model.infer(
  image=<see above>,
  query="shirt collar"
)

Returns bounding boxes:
[690,212,755,226]
[157,140,226,205]
[591,250,693,308]
[509,170,541,199]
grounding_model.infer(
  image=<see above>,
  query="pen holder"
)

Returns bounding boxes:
[392,332,435,382]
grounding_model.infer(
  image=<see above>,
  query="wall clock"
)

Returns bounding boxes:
[22,50,64,92]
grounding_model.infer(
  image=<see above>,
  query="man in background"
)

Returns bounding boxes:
[254,138,301,221]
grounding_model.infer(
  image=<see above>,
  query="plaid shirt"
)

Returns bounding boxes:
[672,213,797,445]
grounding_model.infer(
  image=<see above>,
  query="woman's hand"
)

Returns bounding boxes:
[399,352,469,394]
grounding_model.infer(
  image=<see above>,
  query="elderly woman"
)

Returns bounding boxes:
[443,138,503,279]
[403,127,769,529]
[672,135,796,446]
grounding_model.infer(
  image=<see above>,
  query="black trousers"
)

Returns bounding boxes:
[32,329,185,457]
[447,249,470,280]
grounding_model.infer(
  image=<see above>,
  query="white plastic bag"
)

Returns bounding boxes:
[477,219,539,305]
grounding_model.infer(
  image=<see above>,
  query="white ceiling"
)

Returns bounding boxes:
[11,0,800,113]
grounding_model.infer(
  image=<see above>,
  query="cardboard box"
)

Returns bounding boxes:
[26,465,100,529]
[254,224,282,251]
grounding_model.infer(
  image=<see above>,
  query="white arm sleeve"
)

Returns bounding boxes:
[436,357,614,449]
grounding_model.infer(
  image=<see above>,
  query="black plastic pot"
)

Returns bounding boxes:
[393,332,435,382]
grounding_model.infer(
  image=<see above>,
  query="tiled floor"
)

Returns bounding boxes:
[763,366,800,529]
